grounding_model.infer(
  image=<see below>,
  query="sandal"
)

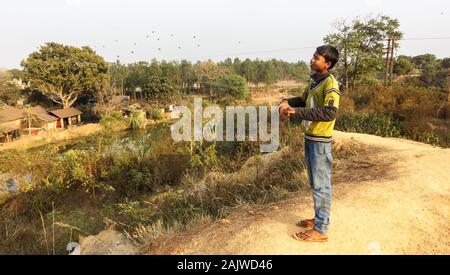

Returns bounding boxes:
[292,229,328,242]
[296,218,314,229]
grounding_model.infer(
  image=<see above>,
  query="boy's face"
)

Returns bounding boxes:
[310,51,330,73]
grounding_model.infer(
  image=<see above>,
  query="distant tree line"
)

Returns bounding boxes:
[109,58,310,100]
[393,54,450,90]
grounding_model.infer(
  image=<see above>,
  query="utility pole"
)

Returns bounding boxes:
[343,46,349,92]
[384,38,392,86]
[448,68,450,102]
[388,39,395,85]
[384,38,396,86]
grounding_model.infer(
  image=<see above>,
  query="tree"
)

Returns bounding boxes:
[125,61,150,99]
[441,58,450,69]
[160,60,181,89]
[180,60,195,92]
[233,58,242,76]
[21,42,109,109]
[392,54,450,90]
[291,61,310,82]
[241,58,257,84]
[0,70,22,104]
[195,60,221,96]
[219,58,235,74]
[93,77,119,115]
[394,55,414,75]
[412,54,438,71]
[143,75,175,101]
[412,54,439,87]
[413,55,449,89]
[324,15,403,89]
[257,59,278,86]
[323,20,356,90]
[214,74,249,100]
[109,61,128,95]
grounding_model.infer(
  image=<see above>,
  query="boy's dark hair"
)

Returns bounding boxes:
[316,45,339,69]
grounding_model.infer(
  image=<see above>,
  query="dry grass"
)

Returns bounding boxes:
[337,84,450,147]
[0,123,104,151]
[0,104,363,254]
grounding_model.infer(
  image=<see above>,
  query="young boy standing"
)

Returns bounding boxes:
[280,45,340,242]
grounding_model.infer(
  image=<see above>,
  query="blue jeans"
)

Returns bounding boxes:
[304,139,333,235]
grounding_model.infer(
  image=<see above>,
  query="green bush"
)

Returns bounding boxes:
[409,131,441,146]
[214,74,249,100]
[48,149,100,194]
[189,144,219,171]
[148,108,163,120]
[336,111,404,137]
[100,111,128,130]
[127,110,147,130]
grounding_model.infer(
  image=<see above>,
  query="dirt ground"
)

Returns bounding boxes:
[146,131,450,255]
[249,82,304,106]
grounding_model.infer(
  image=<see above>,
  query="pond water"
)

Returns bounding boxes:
[28,122,173,154]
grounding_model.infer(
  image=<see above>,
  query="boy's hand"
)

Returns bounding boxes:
[279,101,293,120]
[285,106,295,115]
[279,101,288,119]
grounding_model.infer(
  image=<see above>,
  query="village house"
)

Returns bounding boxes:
[0,105,25,142]
[28,105,58,132]
[50,107,82,128]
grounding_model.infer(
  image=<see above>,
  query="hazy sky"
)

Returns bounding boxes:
[0,0,449,69]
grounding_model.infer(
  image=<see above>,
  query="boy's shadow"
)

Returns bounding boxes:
[268,205,313,238]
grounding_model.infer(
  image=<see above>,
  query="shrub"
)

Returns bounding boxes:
[47,149,101,195]
[339,84,450,147]
[127,110,147,130]
[214,74,249,100]
[148,108,163,120]
[336,111,404,137]
[99,111,128,130]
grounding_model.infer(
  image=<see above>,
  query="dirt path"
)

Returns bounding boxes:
[147,131,450,255]
[250,85,303,106]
